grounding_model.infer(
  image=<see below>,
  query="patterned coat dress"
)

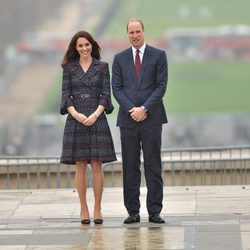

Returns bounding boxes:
[60,58,117,165]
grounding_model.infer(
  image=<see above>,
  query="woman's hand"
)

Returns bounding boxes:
[83,113,98,126]
[72,111,87,124]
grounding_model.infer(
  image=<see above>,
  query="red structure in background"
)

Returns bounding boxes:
[13,26,250,63]
[203,36,250,60]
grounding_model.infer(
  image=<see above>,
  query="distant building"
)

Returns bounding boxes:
[165,25,250,61]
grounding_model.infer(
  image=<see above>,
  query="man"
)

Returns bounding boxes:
[112,18,168,224]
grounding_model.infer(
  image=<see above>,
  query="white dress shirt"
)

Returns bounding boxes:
[132,43,146,64]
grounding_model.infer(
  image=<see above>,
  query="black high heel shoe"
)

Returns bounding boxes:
[94,218,103,224]
[93,208,103,224]
[81,218,91,225]
[80,211,90,225]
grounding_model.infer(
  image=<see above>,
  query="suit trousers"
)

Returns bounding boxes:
[120,124,163,215]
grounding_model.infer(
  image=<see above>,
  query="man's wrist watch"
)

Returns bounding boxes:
[141,106,147,113]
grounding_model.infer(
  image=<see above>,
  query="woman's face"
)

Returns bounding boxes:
[76,37,92,58]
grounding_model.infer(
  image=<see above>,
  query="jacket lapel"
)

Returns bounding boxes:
[126,48,137,83]
[137,45,151,85]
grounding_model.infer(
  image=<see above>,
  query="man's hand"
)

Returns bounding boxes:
[129,107,147,122]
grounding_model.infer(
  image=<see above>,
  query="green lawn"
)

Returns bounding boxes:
[104,0,250,40]
[166,61,250,114]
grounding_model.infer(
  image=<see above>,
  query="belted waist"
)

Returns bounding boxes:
[71,93,100,99]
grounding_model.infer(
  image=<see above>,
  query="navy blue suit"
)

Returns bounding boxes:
[112,44,168,215]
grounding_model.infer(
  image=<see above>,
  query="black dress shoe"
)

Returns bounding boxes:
[124,213,140,224]
[149,214,165,224]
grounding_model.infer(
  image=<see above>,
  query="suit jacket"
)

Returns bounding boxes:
[112,44,168,128]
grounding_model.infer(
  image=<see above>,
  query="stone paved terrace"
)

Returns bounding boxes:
[0,186,250,249]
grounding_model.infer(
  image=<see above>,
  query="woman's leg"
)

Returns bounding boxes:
[75,161,90,219]
[91,160,104,219]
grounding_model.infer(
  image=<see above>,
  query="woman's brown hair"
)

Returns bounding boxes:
[61,31,101,67]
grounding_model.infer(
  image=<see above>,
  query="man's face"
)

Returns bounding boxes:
[127,21,144,49]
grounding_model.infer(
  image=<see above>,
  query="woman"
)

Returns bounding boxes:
[60,31,116,225]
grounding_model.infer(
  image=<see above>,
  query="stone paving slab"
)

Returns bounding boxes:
[0,186,250,249]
